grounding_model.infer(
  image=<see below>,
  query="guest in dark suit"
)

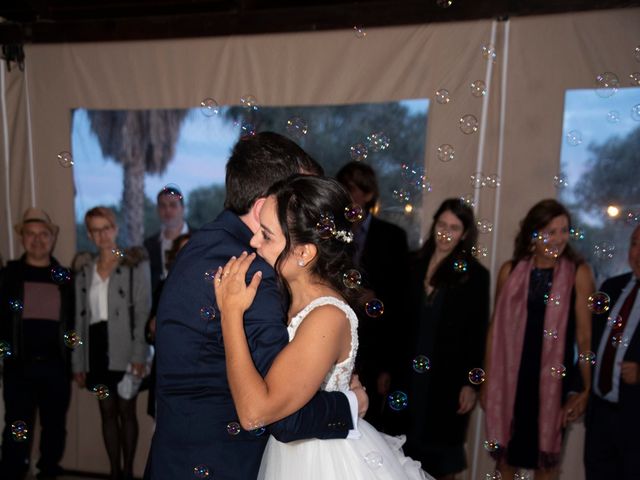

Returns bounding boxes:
[143,186,189,293]
[336,161,410,433]
[145,133,364,480]
[585,224,640,480]
[403,198,490,479]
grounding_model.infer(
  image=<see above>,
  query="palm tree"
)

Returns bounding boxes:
[87,109,187,245]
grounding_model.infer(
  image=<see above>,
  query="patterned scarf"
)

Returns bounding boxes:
[485,256,575,467]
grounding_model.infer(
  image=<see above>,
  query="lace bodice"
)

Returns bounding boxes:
[287,296,358,392]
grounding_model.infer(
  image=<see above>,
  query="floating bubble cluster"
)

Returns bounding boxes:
[611,335,630,348]
[64,330,83,349]
[477,219,493,234]
[353,25,367,38]
[468,368,486,385]
[606,110,621,123]
[566,130,582,146]
[543,245,560,259]
[483,439,500,452]
[11,421,28,442]
[595,72,619,98]
[471,244,488,258]
[400,163,431,193]
[51,266,71,284]
[482,44,497,62]
[485,471,502,480]
[453,259,468,273]
[514,472,531,480]
[200,306,216,321]
[436,0,453,8]
[342,269,362,289]
[200,98,219,117]
[92,384,110,400]
[470,80,487,97]
[364,451,384,469]
[203,270,217,283]
[607,314,623,329]
[193,465,210,478]
[437,144,455,162]
[630,72,640,86]
[344,203,364,222]
[0,340,12,359]
[226,422,241,436]
[365,299,384,318]
[631,104,640,122]
[588,292,610,314]
[392,188,412,204]
[9,299,23,312]
[57,151,74,168]
[550,364,567,379]
[412,355,431,373]
[286,116,308,138]
[593,242,615,260]
[470,172,485,189]
[240,94,259,111]
[436,230,453,243]
[387,391,408,411]
[349,143,368,161]
[569,227,585,241]
[460,194,475,208]
[543,329,559,340]
[366,132,390,152]
[544,293,561,307]
[112,248,125,259]
[553,174,569,189]
[579,351,596,365]
[316,213,336,239]
[484,174,500,188]
[459,114,479,134]
[435,89,451,105]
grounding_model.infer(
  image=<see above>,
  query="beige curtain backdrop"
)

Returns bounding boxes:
[1,6,638,478]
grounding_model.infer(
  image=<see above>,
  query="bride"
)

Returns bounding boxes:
[214,175,433,479]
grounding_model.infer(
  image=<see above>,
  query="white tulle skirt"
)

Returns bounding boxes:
[257,419,434,479]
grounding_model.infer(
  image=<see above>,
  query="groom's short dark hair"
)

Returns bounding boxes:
[224,132,323,215]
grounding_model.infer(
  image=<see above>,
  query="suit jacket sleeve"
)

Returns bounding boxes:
[243,268,354,443]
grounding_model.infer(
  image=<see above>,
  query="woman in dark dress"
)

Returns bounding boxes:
[482,199,595,480]
[404,198,490,480]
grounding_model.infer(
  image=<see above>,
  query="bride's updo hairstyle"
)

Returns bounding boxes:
[266,174,361,306]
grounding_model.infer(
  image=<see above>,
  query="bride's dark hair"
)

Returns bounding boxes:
[266,174,361,307]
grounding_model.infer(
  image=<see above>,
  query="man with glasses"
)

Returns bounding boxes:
[0,208,74,480]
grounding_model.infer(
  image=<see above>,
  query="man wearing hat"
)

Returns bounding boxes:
[0,208,74,480]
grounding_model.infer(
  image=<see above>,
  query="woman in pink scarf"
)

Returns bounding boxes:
[482,199,595,479]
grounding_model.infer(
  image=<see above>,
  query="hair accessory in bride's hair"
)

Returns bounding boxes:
[333,229,354,244]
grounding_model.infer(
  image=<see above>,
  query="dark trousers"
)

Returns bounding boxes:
[584,394,640,480]
[1,360,71,479]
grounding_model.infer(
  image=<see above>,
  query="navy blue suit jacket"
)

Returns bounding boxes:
[145,210,353,480]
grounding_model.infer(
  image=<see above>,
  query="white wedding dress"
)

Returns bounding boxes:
[258,296,434,480]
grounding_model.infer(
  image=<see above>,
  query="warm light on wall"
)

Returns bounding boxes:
[606,205,620,217]
[404,203,413,214]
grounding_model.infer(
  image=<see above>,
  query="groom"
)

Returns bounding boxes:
[145,132,363,480]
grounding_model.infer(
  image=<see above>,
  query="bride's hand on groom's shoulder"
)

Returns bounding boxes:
[214,252,263,318]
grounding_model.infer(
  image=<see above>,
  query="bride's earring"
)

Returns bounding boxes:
[297,259,305,267]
